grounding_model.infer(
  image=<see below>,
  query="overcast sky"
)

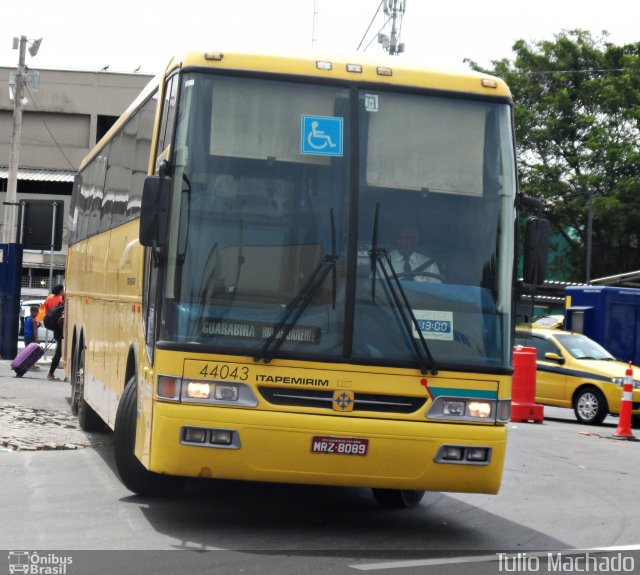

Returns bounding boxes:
[1,0,638,75]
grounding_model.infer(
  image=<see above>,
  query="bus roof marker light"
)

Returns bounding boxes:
[376,66,393,76]
[316,60,333,71]
[481,78,498,89]
[346,63,363,73]
[204,52,224,61]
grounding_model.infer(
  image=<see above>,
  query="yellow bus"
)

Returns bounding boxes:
[66,50,547,507]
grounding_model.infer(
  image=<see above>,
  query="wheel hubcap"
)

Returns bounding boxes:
[578,393,598,420]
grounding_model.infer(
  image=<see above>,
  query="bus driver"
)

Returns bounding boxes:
[389,225,441,283]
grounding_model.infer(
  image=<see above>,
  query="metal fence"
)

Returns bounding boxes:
[20,271,65,290]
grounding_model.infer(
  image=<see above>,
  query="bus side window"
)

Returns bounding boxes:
[156,75,179,163]
[128,96,157,221]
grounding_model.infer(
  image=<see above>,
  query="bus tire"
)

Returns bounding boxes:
[573,386,608,425]
[371,488,425,509]
[70,346,81,415]
[114,375,186,497]
[75,349,104,432]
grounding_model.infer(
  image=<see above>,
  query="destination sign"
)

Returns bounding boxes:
[201,319,320,344]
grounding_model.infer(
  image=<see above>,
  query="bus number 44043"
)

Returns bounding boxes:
[311,436,369,456]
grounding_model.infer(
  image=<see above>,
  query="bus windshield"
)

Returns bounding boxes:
[158,71,516,371]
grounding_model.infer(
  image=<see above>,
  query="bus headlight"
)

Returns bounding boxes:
[156,375,258,406]
[442,400,465,416]
[186,381,239,401]
[427,397,498,422]
[467,401,492,418]
[214,384,239,401]
[186,382,212,399]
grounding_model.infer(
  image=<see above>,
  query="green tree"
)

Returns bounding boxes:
[467,30,640,281]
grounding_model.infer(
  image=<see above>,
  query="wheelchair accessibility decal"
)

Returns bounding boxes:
[301,115,344,157]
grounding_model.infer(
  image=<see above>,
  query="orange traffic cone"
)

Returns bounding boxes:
[612,362,637,441]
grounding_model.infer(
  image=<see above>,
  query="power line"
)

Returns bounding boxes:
[356,0,384,51]
[24,83,76,171]
[524,67,640,75]
[363,17,392,52]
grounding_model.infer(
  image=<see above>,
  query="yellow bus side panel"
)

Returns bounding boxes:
[65,220,148,431]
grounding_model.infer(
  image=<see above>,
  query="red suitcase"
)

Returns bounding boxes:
[11,342,50,377]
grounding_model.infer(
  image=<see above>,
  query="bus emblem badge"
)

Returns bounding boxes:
[333,390,355,412]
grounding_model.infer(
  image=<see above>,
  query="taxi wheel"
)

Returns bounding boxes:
[573,387,608,425]
[371,488,425,509]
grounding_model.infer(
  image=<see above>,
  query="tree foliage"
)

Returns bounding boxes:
[467,30,640,281]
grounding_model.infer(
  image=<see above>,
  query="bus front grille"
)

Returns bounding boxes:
[258,386,427,414]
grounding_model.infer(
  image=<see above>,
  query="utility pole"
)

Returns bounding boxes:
[586,189,593,283]
[3,36,41,242]
[311,0,320,47]
[0,35,41,360]
[3,36,28,244]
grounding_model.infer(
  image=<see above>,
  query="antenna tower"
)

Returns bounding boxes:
[378,0,406,55]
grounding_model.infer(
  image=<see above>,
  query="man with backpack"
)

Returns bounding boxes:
[38,284,65,381]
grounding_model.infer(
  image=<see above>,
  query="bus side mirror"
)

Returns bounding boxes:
[140,174,171,248]
[523,216,550,287]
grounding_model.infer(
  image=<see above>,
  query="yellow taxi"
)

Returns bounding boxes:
[515,326,640,426]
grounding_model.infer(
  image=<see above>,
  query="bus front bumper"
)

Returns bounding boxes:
[148,402,507,494]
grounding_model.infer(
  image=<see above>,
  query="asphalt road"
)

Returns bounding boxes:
[1,357,640,575]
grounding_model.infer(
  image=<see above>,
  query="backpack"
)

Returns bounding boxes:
[43,304,64,331]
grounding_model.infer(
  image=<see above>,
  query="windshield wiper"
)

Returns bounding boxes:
[369,204,438,375]
[255,209,337,364]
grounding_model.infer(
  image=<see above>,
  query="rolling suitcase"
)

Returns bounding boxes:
[10,342,51,377]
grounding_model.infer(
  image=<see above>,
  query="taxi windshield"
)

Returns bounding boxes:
[555,334,615,360]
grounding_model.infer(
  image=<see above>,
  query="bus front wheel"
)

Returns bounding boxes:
[371,488,425,509]
[114,375,186,497]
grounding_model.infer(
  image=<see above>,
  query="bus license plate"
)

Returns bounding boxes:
[311,436,369,456]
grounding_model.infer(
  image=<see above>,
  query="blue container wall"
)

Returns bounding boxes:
[0,243,23,359]
[566,286,640,365]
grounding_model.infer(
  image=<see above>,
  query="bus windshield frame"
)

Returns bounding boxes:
[153,69,517,374]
